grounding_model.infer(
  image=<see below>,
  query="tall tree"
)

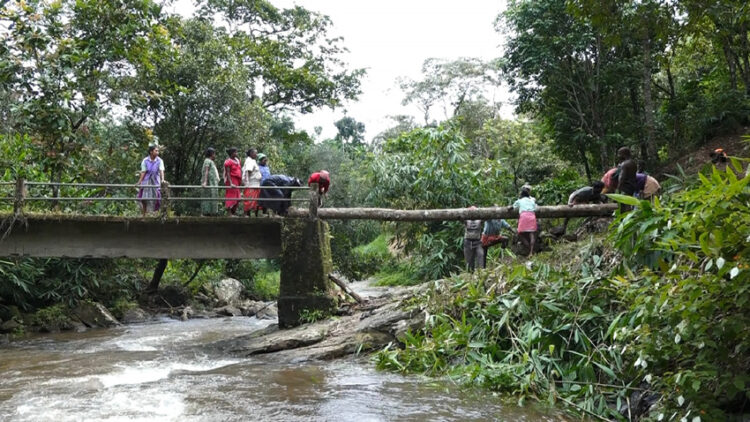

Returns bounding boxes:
[0,0,169,184]
[400,58,501,125]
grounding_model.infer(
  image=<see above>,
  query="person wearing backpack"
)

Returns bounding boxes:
[463,206,485,272]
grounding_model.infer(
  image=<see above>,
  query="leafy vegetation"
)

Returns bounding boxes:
[376,166,750,420]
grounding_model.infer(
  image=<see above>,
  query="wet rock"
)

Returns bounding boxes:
[71,320,88,333]
[216,319,332,356]
[181,306,194,321]
[212,278,244,306]
[255,303,278,320]
[72,302,120,328]
[122,307,150,324]
[191,310,220,319]
[354,302,416,333]
[216,306,242,317]
[0,319,21,333]
[238,300,265,317]
[194,292,215,306]
[392,312,426,342]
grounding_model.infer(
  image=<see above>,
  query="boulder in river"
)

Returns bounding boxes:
[72,302,121,328]
[238,300,266,317]
[215,306,242,317]
[255,303,278,320]
[122,307,150,324]
[211,278,244,306]
[0,319,21,333]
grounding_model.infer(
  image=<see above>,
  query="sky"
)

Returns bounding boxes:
[170,0,512,142]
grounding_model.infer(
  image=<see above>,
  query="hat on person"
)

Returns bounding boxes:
[257,153,267,162]
[320,170,330,180]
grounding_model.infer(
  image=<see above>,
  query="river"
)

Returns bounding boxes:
[0,316,562,421]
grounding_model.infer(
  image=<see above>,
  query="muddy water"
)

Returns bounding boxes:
[0,316,561,421]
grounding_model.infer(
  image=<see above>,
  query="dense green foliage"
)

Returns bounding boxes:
[500,0,749,175]
[376,165,750,420]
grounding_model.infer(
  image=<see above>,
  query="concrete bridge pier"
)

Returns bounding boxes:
[278,219,337,328]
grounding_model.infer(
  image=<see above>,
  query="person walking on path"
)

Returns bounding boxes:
[200,147,219,216]
[308,170,330,206]
[463,206,485,272]
[136,145,165,216]
[223,147,242,215]
[513,190,537,257]
[242,148,262,216]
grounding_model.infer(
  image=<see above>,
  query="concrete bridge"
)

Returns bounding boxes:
[0,179,618,328]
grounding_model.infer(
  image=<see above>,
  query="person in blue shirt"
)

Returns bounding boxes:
[481,212,514,268]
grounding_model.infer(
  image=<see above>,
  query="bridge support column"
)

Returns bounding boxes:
[278,219,336,328]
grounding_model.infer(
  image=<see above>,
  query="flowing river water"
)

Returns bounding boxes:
[0,314,562,421]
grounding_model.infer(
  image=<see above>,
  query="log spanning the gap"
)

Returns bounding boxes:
[289,203,618,221]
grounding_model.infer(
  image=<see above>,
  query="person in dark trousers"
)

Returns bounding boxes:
[463,206,484,272]
[616,147,638,211]
[513,190,537,257]
[260,174,301,216]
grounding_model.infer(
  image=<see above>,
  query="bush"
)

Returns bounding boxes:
[32,304,73,332]
[376,163,750,421]
[251,270,279,301]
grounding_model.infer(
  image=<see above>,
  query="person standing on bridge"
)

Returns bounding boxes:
[242,148,262,216]
[513,189,537,257]
[308,170,330,206]
[257,153,271,214]
[223,147,242,216]
[136,145,165,216]
[201,147,220,216]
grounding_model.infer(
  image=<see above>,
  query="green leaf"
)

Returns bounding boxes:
[606,193,640,206]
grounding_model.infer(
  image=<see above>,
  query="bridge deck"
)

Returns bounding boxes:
[0,214,282,259]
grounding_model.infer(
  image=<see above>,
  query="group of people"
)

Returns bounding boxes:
[463,147,666,272]
[463,186,538,272]
[136,145,330,217]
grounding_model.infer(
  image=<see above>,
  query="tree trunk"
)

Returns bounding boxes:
[579,145,592,182]
[146,259,168,293]
[642,35,656,167]
[287,204,619,221]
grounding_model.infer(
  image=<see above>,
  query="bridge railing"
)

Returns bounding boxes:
[0,179,320,218]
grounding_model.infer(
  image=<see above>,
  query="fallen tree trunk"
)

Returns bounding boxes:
[328,274,364,303]
[289,204,618,221]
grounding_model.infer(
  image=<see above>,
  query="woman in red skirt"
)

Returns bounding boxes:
[512,189,537,257]
[223,147,242,215]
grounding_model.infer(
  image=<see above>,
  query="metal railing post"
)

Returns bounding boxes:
[14,178,25,215]
[161,181,171,218]
[309,183,319,220]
